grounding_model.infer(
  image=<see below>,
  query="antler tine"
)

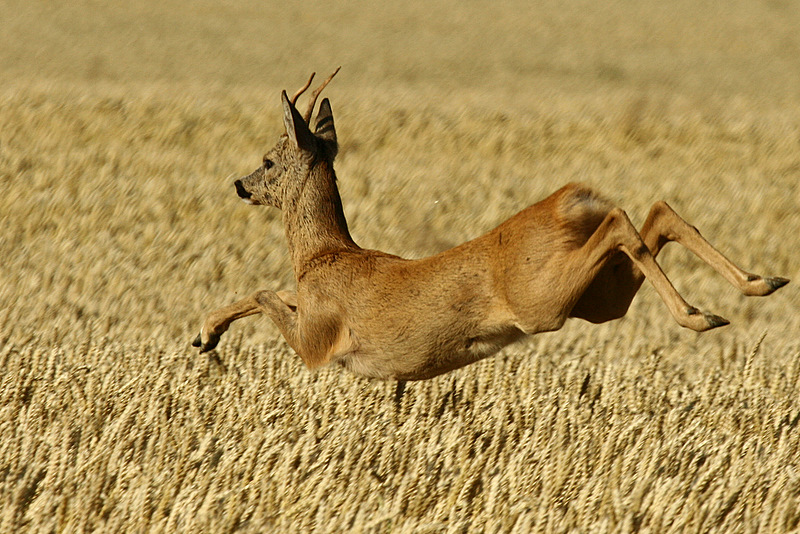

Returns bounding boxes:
[303,66,341,122]
[290,72,316,106]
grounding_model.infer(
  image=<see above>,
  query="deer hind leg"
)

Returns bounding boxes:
[570,201,789,324]
[193,290,298,352]
[567,207,729,331]
[642,201,789,296]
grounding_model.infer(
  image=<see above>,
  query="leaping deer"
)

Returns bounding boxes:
[193,70,789,381]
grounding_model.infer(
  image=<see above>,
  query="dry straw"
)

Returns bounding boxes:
[2,80,798,533]
[2,0,800,531]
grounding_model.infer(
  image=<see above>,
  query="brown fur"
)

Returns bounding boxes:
[194,75,789,381]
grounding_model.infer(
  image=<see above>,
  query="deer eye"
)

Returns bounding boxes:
[263,158,274,170]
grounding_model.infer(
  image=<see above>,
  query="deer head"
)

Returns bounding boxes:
[233,69,340,209]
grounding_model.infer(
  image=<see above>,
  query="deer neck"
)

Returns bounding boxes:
[282,161,357,278]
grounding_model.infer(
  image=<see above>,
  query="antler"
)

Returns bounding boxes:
[302,66,341,122]
[290,72,316,106]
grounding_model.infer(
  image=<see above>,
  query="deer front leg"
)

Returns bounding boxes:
[192,290,297,352]
[253,290,301,354]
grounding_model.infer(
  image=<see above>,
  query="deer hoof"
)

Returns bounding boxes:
[682,308,729,331]
[193,331,220,352]
[743,275,790,296]
[765,276,790,292]
[704,313,730,329]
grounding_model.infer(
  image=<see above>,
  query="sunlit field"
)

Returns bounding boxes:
[2,1,799,532]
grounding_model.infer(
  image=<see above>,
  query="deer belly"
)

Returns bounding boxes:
[336,326,525,381]
[421,328,526,378]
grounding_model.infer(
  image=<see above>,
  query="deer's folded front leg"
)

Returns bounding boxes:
[192,290,298,352]
[253,290,301,354]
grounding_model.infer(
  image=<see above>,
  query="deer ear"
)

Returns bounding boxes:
[315,98,338,156]
[281,90,316,153]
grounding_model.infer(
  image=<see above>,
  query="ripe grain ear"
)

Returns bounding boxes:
[281,90,316,153]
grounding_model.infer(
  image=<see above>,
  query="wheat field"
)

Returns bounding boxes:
[2,1,800,532]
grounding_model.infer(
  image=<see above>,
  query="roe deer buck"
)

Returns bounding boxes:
[193,70,789,381]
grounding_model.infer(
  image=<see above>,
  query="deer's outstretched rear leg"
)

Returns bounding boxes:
[560,206,726,331]
[570,201,789,324]
[193,290,298,352]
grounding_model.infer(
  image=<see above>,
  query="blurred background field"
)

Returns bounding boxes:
[2,0,800,532]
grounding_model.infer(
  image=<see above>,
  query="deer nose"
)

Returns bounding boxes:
[234,180,251,199]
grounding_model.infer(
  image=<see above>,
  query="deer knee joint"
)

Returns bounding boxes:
[606,207,630,226]
[632,243,650,260]
[254,290,278,307]
[651,200,672,215]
